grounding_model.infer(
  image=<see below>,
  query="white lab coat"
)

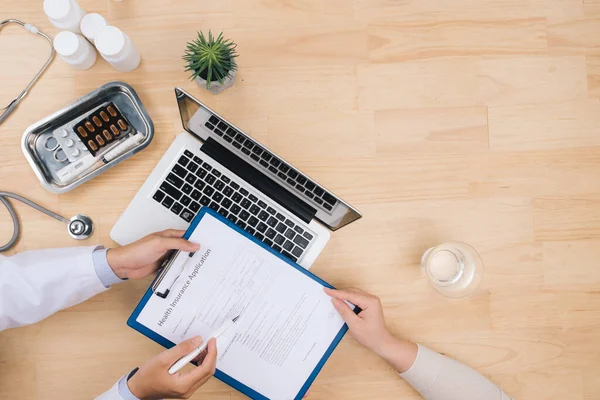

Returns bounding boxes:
[0,246,127,399]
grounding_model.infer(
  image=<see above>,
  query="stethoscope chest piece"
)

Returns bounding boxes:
[0,191,95,252]
[68,214,94,240]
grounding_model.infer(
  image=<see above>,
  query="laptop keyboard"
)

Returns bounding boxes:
[203,115,338,212]
[152,149,315,263]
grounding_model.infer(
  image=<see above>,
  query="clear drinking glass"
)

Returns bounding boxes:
[420,241,484,298]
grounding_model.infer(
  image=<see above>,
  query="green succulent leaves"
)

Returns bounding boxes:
[183,30,238,89]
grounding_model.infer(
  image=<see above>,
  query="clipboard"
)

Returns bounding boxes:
[127,207,353,400]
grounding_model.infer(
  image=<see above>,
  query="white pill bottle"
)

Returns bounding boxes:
[43,0,86,33]
[53,31,97,70]
[80,13,107,43]
[95,26,141,72]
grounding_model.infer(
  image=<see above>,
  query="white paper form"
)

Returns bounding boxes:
[136,213,347,400]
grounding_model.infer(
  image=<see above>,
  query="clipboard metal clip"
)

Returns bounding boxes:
[152,250,195,298]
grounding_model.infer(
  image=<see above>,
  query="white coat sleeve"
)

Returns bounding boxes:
[0,245,110,331]
[95,379,126,400]
[96,374,146,400]
[95,381,123,400]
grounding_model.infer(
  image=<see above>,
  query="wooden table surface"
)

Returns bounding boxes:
[2,0,600,398]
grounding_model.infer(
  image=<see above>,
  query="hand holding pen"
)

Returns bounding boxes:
[169,315,240,375]
[127,336,217,400]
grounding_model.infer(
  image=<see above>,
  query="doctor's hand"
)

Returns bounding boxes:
[325,287,418,373]
[128,336,217,400]
[106,229,200,280]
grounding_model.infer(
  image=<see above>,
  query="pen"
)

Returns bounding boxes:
[168,315,240,375]
[156,251,196,298]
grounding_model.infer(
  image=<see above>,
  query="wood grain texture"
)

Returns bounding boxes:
[1,0,599,399]
[488,99,600,151]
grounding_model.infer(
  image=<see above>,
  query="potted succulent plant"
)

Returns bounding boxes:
[183,30,238,95]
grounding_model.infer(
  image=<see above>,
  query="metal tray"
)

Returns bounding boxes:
[22,81,154,193]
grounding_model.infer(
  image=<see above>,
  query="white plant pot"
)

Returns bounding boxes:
[195,69,237,95]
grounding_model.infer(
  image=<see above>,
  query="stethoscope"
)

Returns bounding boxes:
[0,21,74,251]
[0,19,55,125]
[0,192,93,252]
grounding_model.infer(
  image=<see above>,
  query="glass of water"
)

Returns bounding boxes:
[421,241,484,298]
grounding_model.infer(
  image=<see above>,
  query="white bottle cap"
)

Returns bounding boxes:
[80,13,107,42]
[95,26,125,57]
[54,31,81,58]
[43,0,72,21]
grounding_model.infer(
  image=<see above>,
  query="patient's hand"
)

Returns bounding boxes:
[325,287,418,373]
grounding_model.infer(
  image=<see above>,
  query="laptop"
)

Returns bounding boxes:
[110,88,362,269]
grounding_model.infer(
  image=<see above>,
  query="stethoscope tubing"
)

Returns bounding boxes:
[0,22,89,251]
[0,191,69,252]
[0,19,55,125]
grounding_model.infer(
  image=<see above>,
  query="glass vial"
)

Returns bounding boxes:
[53,31,97,70]
[95,26,141,72]
[43,0,86,33]
[80,13,107,43]
[421,241,484,298]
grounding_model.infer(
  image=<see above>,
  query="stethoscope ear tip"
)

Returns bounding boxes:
[68,214,94,240]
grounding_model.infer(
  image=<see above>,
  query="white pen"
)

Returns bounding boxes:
[168,316,240,375]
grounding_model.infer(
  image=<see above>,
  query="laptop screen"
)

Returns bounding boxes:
[175,87,361,231]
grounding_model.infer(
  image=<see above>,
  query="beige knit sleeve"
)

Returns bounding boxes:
[399,345,511,400]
